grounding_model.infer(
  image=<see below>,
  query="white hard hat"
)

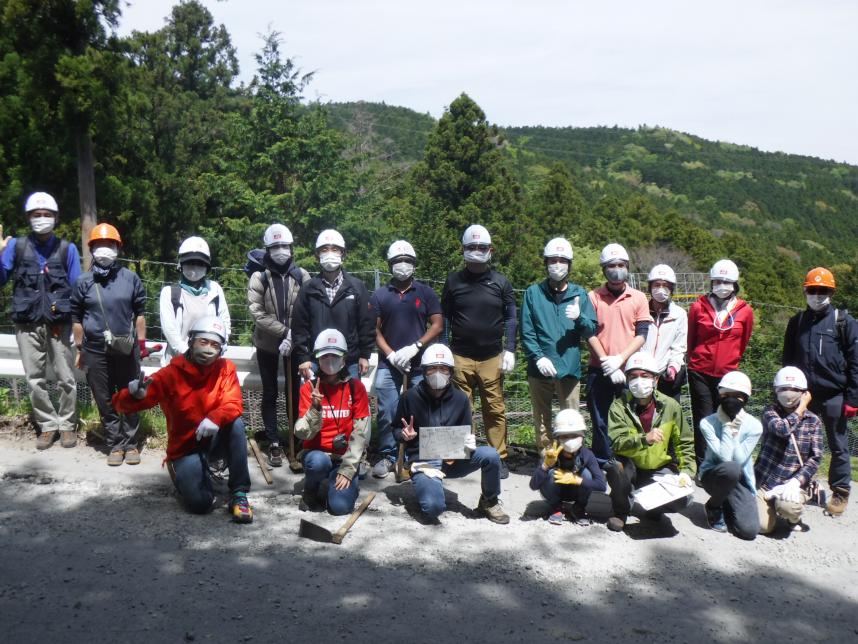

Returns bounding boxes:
[462,224,491,246]
[718,371,752,397]
[773,366,808,390]
[599,243,629,265]
[315,229,346,250]
[313,328,348,357]
[420,343,454,368]
[624,351,660,375]
[710,259,740,282]
[387,240,416,262]
[553,408,587,437]
[188,315,227,347]
[24,192,58,213]
[263,224,293,247]
[647,264,677,285]
[178,236,211,266]
[543,237,573,261]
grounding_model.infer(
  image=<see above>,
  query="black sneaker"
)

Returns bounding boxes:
[300,490,323,512]
[268,444,283,468]
[499,460,509,480]
[705,504,727,532]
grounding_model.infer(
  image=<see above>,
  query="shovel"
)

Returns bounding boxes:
[298,491,376,544]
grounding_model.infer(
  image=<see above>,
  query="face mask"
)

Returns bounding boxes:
[604,267,628,283]
[806,294,830,311]
[720,396,746,419]
[319,251,342,272]
[192,344,219,366]
[391,261,414,281]
[319,354,345,375]
[776,390,802,410]
[547,263,569,282]
[651,287,670,303]
[92,246,117,267]
[562,436,583,453]
[182,265,207,283]
[30,216,55,234]
[463,249,491,264]
[628,377,654,399]
[426,371,451,391]
[269,247,291,265]
[712,283,734,300]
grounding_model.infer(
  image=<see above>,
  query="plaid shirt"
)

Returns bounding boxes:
[755,404,823,489]
[322,271,344,304]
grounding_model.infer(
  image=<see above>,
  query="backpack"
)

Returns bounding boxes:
[170,284,220,316]
[244,248,305,293]
[798,308,851,354]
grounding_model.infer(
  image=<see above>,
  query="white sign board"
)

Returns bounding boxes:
[418,426,471,460]
[633,477,694,511]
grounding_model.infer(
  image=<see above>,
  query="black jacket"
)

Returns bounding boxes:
[394,380,472,460]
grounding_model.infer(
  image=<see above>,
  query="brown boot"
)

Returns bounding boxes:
[826,488,849,516]
[60,431,77,448]
[36,431,57,450]
[107,450,125,466]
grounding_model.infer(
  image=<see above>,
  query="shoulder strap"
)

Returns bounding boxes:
[836,309,849,353]
[14,236,28,266]
[211,293,220,314]
[58,239,69,270]
[171,283,182,315]
[93,281,114,334]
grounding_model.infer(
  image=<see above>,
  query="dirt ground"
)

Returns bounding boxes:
[1,433,857,644]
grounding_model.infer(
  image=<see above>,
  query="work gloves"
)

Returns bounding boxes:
[601,355,622,376]
[766,477,802,503]
[278,330,292,357]
[677,472,693,488]
[536,357,557,378]
[501,350,515,374]
[543,444,563,469]
[664,366,678,382]
[392,343,420,372]
[195,417,220,441]
[609,369,626,385]
[565,296,580,321]
[128,374,151,400]
[553,469,583,486]
[464,433,476,454]
[844,404,858,419]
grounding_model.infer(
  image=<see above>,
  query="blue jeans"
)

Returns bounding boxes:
[410,446,501,519]
[538,466,594,507]
[170,418,251,514]
[375,367,423,462]
[586,367,624,462]
[303,450,360,515]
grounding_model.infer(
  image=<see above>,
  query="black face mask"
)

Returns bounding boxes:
[720,396,746,419]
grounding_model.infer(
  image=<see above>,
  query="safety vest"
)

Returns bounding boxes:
[11,236,72,324]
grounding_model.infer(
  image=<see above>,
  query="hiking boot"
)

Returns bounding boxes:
[268,444,283,468]
[107,450,124,466]
[372,458,394,479]
[59,431,76,448]
[300,490,323,512]
[36,431,56,450]
[705,504,727,532]
[477,495,510,524]
[499,460,509,480]
[230,492,253,524]
[548,509,564,525]
[826,488,849,516]
[607,516,626,532]
[124,448,141,465]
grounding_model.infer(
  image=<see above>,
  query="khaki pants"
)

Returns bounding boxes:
[527,376,579,455]
[15,322,77,433]
[756,488,807,534]
[453,353,507,459]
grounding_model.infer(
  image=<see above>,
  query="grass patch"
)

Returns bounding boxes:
[816,454,858,483]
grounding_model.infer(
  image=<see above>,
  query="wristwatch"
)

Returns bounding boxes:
[415,341,423,349]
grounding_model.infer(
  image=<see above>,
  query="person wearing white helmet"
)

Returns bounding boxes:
[294,329,371,515]
[521,237,597,456]
[247,224,310,468]
[159,236,231,366]
[114,316,253,523]
[393,343,509,524]
[585,243,652,463]
[642,264,687,402]
[687,259,754,467]
[291,229,375,381]
[441,224,517,478]
[0,191,81,450]
[603,352,696,532]
[369,240,443,478]
[697,370,761,539]
[754,367,822,534]
[528,409,605,526]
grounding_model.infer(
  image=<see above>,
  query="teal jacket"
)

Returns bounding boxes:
[520,280,597,380]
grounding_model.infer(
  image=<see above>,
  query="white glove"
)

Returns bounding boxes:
[195,417,220,441]
[410,462,446,479]
[393,343,419,371]
[609,369,626,385]
[128,377,151,400]
[536,357,557,378]
[601,355,622,375]
[501,350,515,374]
[780,477,802,503]
[278,330,292,357]
[565,296,580,321]
[464,433,477,453]
[677,472,693,488]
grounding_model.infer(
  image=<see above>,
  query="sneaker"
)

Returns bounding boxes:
[358,459,370,480]
[477,495,510,524]
[230,492,253,524]
[107,450,124,466]
[60,431,76,448]
[705,505,728,532]
[607,516,626,532]
[372,458,394,479]
[563,501,592,526]
[36,431,56,450]
[548,509,564,525]
[499,460,509,480]
[268,444,283,468]
[124,448,141,465]
[826,488,849,516]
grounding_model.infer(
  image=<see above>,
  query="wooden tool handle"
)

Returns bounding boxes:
[248,437,273,485]
[332,491,376,544]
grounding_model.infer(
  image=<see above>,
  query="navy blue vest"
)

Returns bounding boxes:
[11,236,72,324]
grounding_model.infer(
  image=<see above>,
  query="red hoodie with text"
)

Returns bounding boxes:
[687,295,754,377]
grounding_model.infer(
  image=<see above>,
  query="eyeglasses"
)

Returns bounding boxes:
[805,287,832,295]
[464,244,490,252]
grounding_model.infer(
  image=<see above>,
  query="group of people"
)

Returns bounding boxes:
[1,191,854,535]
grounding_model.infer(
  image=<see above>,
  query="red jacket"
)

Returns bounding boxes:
[298,378,370,454]
[113,355,243,461]
[687,295,754,377]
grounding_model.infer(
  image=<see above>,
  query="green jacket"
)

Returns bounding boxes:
[607,390,696,476]
[520,280,597,380]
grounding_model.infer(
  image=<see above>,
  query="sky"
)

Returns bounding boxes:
[118,0,858,165]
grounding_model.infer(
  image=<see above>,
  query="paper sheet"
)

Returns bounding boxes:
[418,425,471,460]
[633,477,694,511]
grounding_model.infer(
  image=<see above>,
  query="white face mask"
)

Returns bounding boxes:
[269,247,291,265]
[319,354,345,375]
[426,371,451,390]
[182,265,207,283]
[712,283,734,300]
[391,261,414,281]
[776,389,803,410]
[547,263,569,282]
[806,294,830,311]
[651,287,670,303]
[92,246,118,267]
[319,251,342,272]
[628,376,655,399]
[562,436,583,453]
[463,249,491,264]
[30,216,55,234]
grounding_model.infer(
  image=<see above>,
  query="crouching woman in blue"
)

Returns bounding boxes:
[394,344,510,524]
[530,408,606,525]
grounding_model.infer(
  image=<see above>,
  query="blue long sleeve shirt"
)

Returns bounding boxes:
[0,235,82,289]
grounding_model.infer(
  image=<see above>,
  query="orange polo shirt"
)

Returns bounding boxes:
[587,284,652,367]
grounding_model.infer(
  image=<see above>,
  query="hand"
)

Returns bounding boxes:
[278,330,293,357]
[334,473,351,491]
[764,484,786,501]
[0,225,11,254]
[843,403,858,419]
[645,427,664,445]
[299,361,313,380]
[359,357,369,376]
[601,355,622,376]
[310,378,323,410]
[400,415,417,442]
[798,390,812,409]
[128,372,152,400]
[542,443,563,469]
[393,343,419,371]
[75,350,84,370]
[781,477,802,503]
[536,356,557,378]
[677,472,693,488]
[195,417,219,441]
[565,296,580,321]
[609,369,626,385]
[665,366,677,382]
[554,469,583,486]
[464,433,476,453]
[501,350,515,374]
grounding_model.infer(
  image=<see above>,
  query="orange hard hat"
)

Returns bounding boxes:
[88,223,122,247]
[804,267,835,289]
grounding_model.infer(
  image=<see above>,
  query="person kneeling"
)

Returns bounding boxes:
[295,329,370,515]
[394,344,509,524]
[113,316,252,523]
[755,367,823,534]
[604,352,696,532]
